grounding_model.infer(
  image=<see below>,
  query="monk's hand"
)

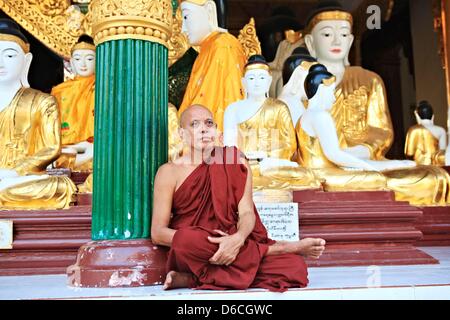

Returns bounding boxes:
[208,230,245,266]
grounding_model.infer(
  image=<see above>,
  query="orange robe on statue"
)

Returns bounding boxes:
[51,75,95,145]
[166,147,308,292]
[178,32,246,131]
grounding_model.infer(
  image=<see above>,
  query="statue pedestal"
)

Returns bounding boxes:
[67,239,167,288]
[0,205,91,276]
[294,190,439,267]
[415,206,450,246]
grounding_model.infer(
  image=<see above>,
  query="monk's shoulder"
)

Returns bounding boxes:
[156,163,178,184]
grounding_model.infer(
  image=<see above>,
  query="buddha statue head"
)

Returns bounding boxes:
[0,19,32,88]
[304,1,354,66]
[415,100,434,124]
[242,55,272,99]
[180,0,225,46]
[70,35,95,78]
[304,63,336,110]
[282,47,317,97]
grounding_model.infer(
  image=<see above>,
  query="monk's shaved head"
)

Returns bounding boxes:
[179,104,214,128]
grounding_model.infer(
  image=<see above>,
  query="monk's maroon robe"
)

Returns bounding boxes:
[166,147,308,292]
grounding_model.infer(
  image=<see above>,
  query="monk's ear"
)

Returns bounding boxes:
[304,35,316,58]
[178,127,184,139]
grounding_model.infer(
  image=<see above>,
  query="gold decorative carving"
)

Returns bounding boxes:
[0,0,88,59]
[238,18,261,59]
[168,6,189,66]
[89,0,173,48]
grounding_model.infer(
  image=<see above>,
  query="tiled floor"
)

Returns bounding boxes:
[0,247,449,300]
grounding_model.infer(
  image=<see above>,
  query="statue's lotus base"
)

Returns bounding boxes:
[67,239,168,288]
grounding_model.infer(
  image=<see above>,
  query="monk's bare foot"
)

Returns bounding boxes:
[163,271,195,290]
[284,238,326,259]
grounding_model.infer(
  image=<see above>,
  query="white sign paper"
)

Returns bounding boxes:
[0,220,13,249]
[256,203,299,241]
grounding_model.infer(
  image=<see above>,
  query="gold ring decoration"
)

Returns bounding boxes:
[90,0,173,48]
[0,34,30,53]
[306,10,353,33]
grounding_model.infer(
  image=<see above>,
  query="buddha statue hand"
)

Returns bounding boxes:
[0,169,19,179]
[259,157,299,173]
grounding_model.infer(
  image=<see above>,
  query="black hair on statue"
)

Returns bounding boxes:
[304,64,335,99]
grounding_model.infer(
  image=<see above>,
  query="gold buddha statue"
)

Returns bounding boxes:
[0,19,76,210]
[296,64,450,206]
[304,2,393,160]
[223,55,321,192]
[405,101,447,166]
[51,35,96,172]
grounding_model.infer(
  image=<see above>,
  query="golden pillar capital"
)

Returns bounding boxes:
[90,0,173,48]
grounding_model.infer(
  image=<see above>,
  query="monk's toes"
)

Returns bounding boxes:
[315,239,326,246]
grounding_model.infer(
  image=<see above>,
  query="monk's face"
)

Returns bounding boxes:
[307,20,354,63]
[71,49,95,77]
[179,106,218,151]
[0,41,27,84]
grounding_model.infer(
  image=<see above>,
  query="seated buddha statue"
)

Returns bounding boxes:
[178,0,247,131]
[304,2,394,160]
[223,55,321,191]
[0,19,76,209]
[296,64,450,206]
[51,35,96,172]
[278,47,317,126]
[405,101,447,166]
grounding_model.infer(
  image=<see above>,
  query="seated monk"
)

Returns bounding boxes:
[151,105,326,291]
[223,55,321,192]
[297,64,450,206]
[0,19,76,210]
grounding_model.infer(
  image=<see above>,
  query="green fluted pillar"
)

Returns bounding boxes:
[92,40,168,240]
[67,0,173,288]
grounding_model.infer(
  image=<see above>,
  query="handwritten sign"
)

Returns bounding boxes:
[0,220,13,249]
[255,203,299,241]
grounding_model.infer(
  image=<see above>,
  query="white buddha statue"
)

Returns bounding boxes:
[304,2,393,161]
[223,55,320,191]
[296,64,450,206]
[0,19,76,209]
[278,47,317,126]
